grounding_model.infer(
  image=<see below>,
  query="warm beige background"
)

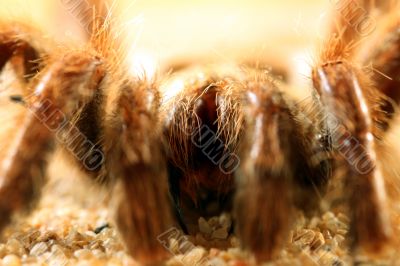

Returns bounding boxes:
[0,0,331,86]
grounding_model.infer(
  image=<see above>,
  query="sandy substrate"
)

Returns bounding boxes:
[0,191,349,265]
[0,154,359,266]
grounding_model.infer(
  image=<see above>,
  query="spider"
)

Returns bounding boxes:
[0,0,399,264]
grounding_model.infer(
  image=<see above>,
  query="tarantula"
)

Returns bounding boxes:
[0,0,399,264]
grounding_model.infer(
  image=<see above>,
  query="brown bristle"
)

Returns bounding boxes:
[357,10,400,128]
[0,50,104,231]
[0,23,46,83]
[312,60,392,252]
[104,78,175,264]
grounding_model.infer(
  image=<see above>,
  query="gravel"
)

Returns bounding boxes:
[0,157,397,266]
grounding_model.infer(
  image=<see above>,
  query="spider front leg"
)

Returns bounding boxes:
[235,88,293,261]
[357,9,400,128]
[0,51,104,230]
[312,58,391,252]
[0,23,45,83]
[234,76,329,261]
[104,79,175,265]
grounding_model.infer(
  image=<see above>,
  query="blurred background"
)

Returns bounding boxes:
[0,0,331,84]
[2,3,400,266]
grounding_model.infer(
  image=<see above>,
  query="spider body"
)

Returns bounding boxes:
[0,0,400,265]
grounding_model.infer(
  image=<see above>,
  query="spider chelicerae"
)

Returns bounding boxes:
[0,0,399,265]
